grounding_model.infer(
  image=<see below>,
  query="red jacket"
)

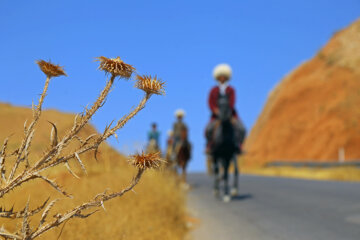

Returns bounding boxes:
[208,85,237,120]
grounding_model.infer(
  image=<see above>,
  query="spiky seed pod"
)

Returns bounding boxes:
[96,56,135,79]
[128,152,164,170]
[135,75,165,95]
[36,60,67,78]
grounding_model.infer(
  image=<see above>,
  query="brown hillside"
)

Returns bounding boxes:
[0,102,121,169]
[244,19,360,167]
[0,103,100,155]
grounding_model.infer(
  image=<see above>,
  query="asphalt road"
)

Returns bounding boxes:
[187,173,360,240]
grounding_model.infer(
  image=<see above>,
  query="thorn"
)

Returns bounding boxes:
[48,121,58,147]
[101,201,106,212]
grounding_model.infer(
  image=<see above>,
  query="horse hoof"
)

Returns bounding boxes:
[213,189,219,197]
[231,188,238,197]
[223,195,231,203]
[181,183,190,190]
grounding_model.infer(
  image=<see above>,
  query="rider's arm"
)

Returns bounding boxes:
[208,87,219,114]
[228,86,235,109]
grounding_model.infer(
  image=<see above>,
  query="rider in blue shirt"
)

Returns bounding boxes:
[148,123,160,148]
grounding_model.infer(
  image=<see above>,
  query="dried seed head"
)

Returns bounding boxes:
[96,56,135,79]
[36,60,67,78]
[135,75,165,95]
[128,152,164,170]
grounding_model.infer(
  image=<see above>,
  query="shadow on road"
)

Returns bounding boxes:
[232,194,253,201]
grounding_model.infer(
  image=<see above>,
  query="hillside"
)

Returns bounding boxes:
[0,103,187,239]
[244,19,360,167]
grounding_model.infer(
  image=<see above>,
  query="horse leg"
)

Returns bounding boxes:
[182,163,187,183]
[213,157,220,197]
[231,155,239,196]
[222,157,231,202]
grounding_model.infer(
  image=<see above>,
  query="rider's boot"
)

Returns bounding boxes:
[205,120,216,154]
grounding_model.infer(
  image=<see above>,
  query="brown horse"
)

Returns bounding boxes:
[174,129,191,182]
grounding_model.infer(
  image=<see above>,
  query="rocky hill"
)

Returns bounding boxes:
[244,19,360,167]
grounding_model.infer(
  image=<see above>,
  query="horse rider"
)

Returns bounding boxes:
[147,122,160,152]
[166,130,174,152]
[172,109,191,154]
[173,109,192,184]
[165,130,176,169]
[205,63,246,154]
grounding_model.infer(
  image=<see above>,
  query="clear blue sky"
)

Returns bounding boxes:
[0,0,359,172]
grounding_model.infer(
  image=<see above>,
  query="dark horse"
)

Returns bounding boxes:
[210,94,244,202]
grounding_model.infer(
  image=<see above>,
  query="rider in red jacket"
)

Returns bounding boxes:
[206,64,246,154]
[209,84,237,121]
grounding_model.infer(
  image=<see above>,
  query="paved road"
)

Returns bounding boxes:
[187,173,360,240]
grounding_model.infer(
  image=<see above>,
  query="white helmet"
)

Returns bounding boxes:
[167,130,174,137]
[213,63,232,80]
[175,109,185,117]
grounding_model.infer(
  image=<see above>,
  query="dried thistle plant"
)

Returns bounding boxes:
[96,56,135,79]
[128,151,164,170]
[135,75,165,96]
[36,60,67,78]
[0,57,165,240]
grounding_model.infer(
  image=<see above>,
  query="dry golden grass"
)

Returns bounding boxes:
[242,166,360,182]
[0,157,187,239]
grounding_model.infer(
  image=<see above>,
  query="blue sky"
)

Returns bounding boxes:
[0,0,359,172]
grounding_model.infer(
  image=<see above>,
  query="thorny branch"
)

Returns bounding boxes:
[0,57,165,239]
